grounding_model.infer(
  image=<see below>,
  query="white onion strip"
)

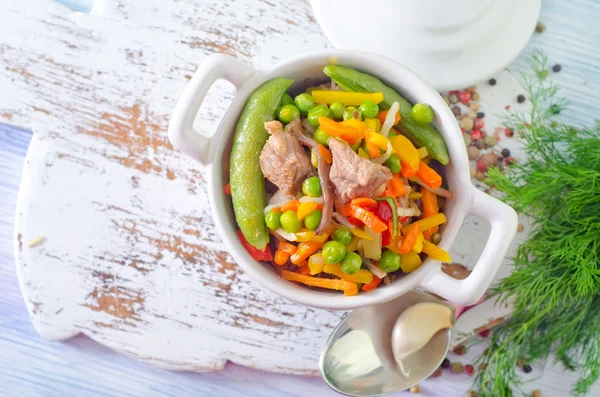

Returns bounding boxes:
[397,207,421,217]
[332,212,356,229]
[380,102,400,137]
[414,178,455,198]
[275,229,297,241]
[371,141,393,164]
[364,258,387,279]
[299,196,324,204]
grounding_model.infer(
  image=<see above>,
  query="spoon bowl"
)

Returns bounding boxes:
[320,291,454,396]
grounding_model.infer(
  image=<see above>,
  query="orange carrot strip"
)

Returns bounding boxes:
[350,198,378,209]
[388,174,407,197]
[274,250,290,266]
[318,117,360,142]
[400,223,420,254]
[318,144,333,164]
[348,205,388,233]
[281,270,359,296]
[362,275,382,292]
[297,264,311,276]
[420,187,439,240]
[279,241,298,255]
[290,241,324,265]
[416,161,442,190]
[281,200,300,212]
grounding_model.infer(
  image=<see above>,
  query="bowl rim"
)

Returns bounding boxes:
[206,50,473,310]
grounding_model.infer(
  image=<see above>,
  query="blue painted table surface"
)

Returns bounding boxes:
[1,0,599,396]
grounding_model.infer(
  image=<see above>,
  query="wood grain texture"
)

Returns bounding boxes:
[2,0,600,395]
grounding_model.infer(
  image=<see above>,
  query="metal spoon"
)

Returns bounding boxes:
[320,291,455,396]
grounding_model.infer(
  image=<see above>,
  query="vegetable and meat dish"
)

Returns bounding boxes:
[227,65,453,296]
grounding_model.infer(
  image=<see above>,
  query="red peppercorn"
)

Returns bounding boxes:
[477,159,487,173]
[471,129,483,140]
[460,91,472,104]
[465,364,474,375]
[505,157,517,165]
[504,105,511,110]
[448,90,460,96]
[504,128,514,137]
[474,118,484,130]
[479,329,490,338]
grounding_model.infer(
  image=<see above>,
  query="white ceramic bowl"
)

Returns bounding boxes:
[168,51,518,310]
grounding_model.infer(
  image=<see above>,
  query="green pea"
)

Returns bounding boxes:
[379,249,401,272]
[329,101,346,120]
[343,106,362,121]
[431,232,442,245]
[294,93,315,116]
[322,241,347,264]
[384,154,402,174]
[307,104,331,127]
[280,93,293,106]
[280,210,301,233]
[341,252,362,274]
[313,128,330,147]
[277,104,300,124]
[302,176,322,197]
[332,226,353,245]
[411,103,434,125]
[359,100,379,119]
[388,129,397,137]
[304,210,322,231]
[265,211,282,230]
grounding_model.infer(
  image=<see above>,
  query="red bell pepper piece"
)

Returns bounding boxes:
[237,230,272,261]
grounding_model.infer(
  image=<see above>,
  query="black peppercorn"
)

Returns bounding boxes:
[452,106,461,117]
[552,64,562,72]
[517,94,526,103]
[501,148,510,158]
[441,358,451,369]
[489,78,497,86]
[523,364,533,373]
[477,111,485,118]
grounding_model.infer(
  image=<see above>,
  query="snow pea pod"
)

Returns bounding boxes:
[230,77,294,249]
[323,65,449,165]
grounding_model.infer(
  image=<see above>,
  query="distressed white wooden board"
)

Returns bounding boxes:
[0,0,543,376]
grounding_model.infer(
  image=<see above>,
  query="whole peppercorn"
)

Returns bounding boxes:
[552,64,562,72]
[453,345,467,355]
[441,358,451,369]
[451,362,464,374]
[467,145,480,160]
[489,78,497,86]
[501,148,511,157]
[476,171,485,181]
[463,133,472,146]
[474,118,485,130]
[452,106,461,117]
[517,94,526,103]
[535,22,546,33]
[481,153,498,168]
[504,128,514,137]
[449,94,459,104]
[465,364,474,375]
[470,167,477,177]
[479,329,490,337]
[523,364,533,373]
[460,117,474,132]
[485,136,498,147]
[409,385,420,394]
[517,224,525,232]
[430,367,443,378]
[460,91,472,104]
[477,111,485,118]
[532,390,542,397]
[472,92,481,101]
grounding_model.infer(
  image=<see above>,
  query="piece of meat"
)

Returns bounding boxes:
[328,138,392,203]
[259,121,315,196]
[268,189,296,205]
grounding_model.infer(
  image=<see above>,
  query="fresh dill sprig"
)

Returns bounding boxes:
[474,49,600,396]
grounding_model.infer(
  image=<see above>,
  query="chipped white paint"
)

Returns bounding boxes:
[1,2,600,394]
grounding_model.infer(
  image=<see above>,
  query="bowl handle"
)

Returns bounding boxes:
[168,54,256,165]
[419,188,518,306]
